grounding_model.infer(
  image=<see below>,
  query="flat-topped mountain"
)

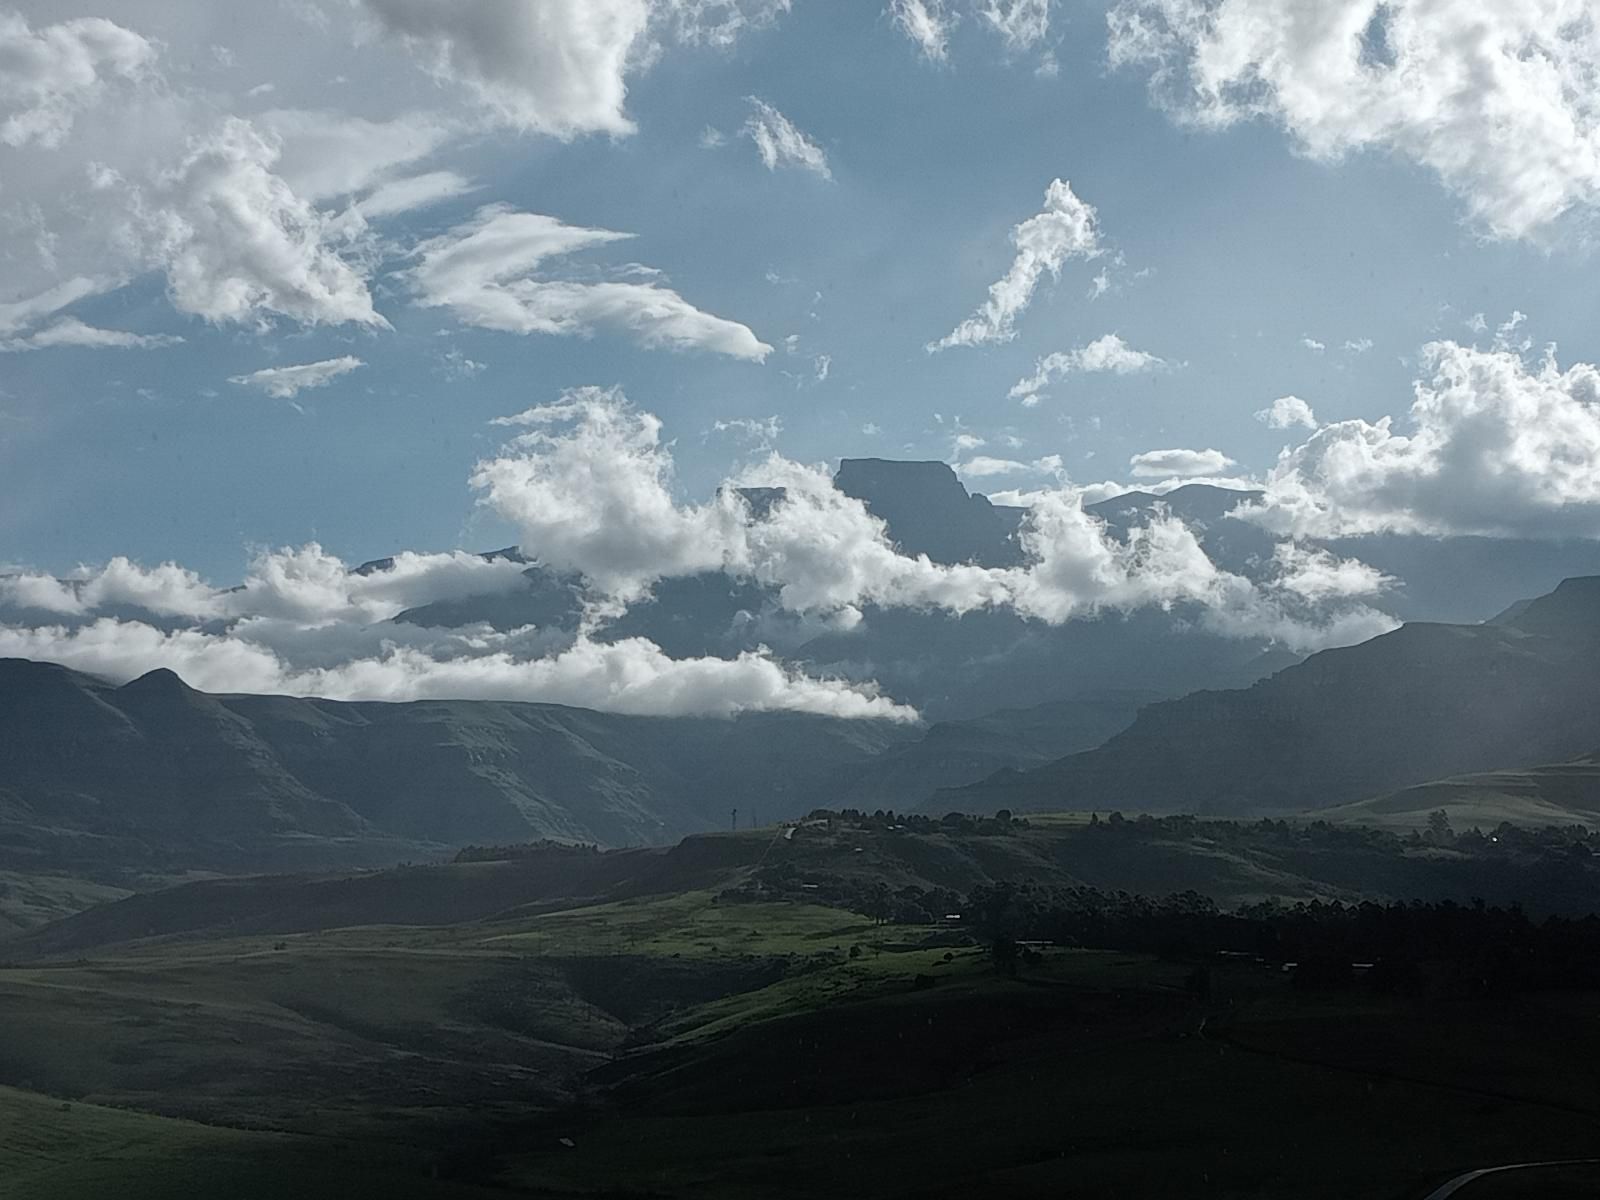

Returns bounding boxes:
[833,458,1024,566]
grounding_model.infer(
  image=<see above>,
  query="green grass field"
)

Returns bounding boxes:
[0,1084,499,1199]
[6,829,1600,1198]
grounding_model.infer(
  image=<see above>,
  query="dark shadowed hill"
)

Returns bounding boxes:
[0,658,914,875]
[0,660,1148,889]
[792,603,1293,721]
[824,693,1155,811]
[944,576,1600,818]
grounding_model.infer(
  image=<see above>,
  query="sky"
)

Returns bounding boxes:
[3,0,1600,716]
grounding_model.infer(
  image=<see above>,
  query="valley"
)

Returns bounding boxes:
[5,821,1600,1198]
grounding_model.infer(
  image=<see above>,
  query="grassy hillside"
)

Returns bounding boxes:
[15,813,1600,965]
[1327,751,1600,831]
[0,1084,499,1199]
[503,955,1600,1200]
[0,871,132,936]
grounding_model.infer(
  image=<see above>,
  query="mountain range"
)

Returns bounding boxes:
[10,461,1600,892]
[949,576,1600,818]
[0,658,898,874]
[0,657,1143,880]
[8,574,1600,890]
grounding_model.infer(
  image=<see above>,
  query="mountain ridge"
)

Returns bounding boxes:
[0,658,1140,883]
[942,576,1600,818]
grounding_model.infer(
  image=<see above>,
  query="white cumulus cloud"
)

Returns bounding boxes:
[1108,0,1600,240]
[956,455,1031,477]
[0,539,914,721]
[473,385,1390,653]
[475,387,746,604]
[1255,395,1318,431]
[354,0,653,138]
[126,118,389,328]
[1240,341,1600,538]
[0,12,155,149]
[1270,542,1394,603]
[1129,447,1237,478]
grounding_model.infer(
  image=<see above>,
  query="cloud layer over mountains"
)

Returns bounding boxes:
[7,328,1600,718]
[1,379,1423,719]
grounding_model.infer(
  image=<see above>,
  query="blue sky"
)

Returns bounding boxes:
[5,0,1598,580]
[3,1,1600,716]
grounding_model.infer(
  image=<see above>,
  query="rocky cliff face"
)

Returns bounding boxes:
[833,458,1024,567]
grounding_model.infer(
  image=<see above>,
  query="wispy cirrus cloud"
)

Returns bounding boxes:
[889,0,958,61]
[407,204,772,360]
[743,97,831,178]
[1009,333,1171,405]
[931,178,1103,351]
[230,355,366,399]
[1,318,182,353]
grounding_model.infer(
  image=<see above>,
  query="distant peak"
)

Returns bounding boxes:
[834,458,963,492]
[119,667,195,694]
[1505,575,1600,639]
[832,458,1020,567]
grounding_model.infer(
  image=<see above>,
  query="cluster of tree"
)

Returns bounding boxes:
[801,809,1028,835]
[719,861,966,925]
[1079,810,1600,861]
[451,839,602,864]
[725,860,1600,994]
[795,808,1596,860]
[963,880,1600,994]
